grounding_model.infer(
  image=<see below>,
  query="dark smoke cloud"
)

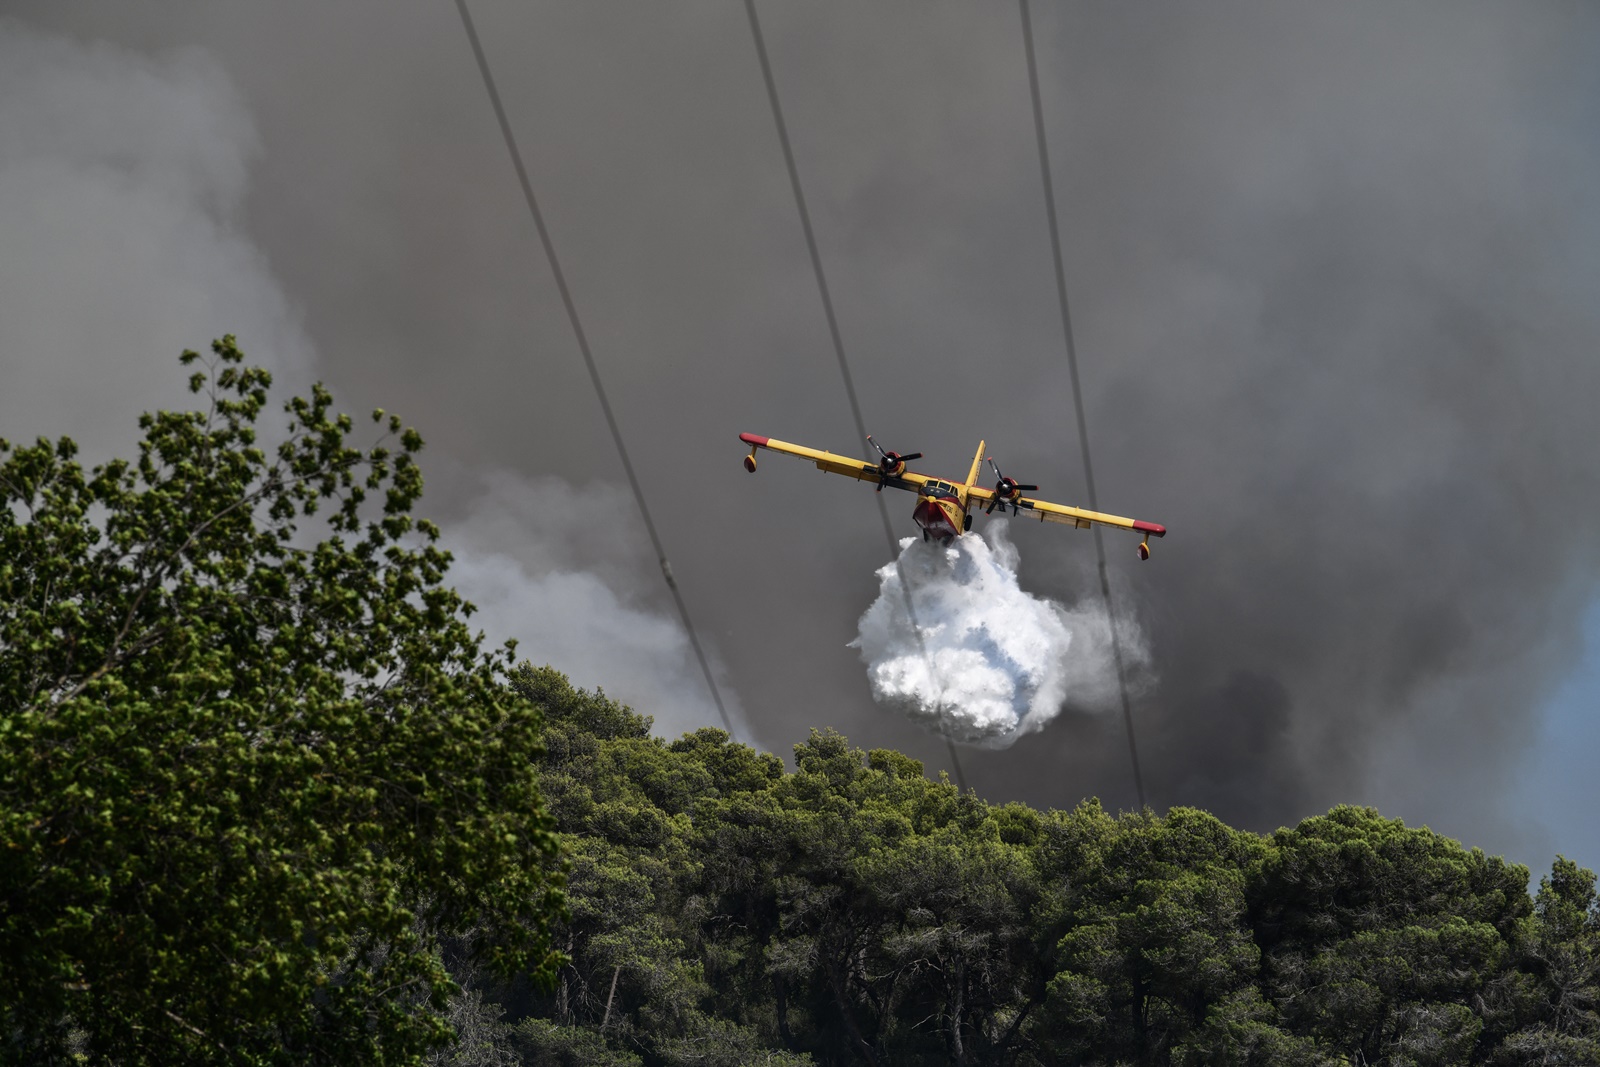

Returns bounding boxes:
[5,1,1600,867]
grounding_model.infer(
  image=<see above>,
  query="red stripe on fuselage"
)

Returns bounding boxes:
[913,498,963,539]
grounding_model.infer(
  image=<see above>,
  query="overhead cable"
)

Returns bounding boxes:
[743,0,969,793]
[453,0,738,739]
[1018,0,1147,810]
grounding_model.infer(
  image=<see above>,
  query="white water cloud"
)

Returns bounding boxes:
[851,525,1148,747]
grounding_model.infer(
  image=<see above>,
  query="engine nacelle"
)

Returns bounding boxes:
[867,437,921,484]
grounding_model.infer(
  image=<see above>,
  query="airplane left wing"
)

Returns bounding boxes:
[739,433,929,493]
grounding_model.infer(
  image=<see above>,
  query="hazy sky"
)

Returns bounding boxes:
[3,1,1598,878]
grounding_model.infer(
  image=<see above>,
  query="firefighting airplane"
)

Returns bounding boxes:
[739,433,1167,558]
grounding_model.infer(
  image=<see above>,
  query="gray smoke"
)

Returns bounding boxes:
[5,2,1600,868]
[0,18,737,742]
[0,18,312,458]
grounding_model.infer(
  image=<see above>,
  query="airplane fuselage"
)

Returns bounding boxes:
[912,479,967,544]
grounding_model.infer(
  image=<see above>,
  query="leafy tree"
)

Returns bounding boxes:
[422,669,1600,1066]
[1249,806,1531,1065]
[440,674,1599,1066]
[690,728,1049,1065]
[1495,858,1600,1064]
[0,339,564,1065]
[427,988,520,1067]
[1036,806,1285,1065]
[511,1017,644,1066]
[508,667,798,1063]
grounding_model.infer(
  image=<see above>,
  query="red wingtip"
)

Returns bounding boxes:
[739,432,769,447]
[1132,520,1167,537]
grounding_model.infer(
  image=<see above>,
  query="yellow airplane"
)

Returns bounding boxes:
[739,432,1167,558]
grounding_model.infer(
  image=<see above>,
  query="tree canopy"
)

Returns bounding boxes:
[449,668,1600,1067]
[0,339,564,1065]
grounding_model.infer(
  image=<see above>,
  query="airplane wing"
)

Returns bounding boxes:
[739,433,930,494]
[971,483,1167,539]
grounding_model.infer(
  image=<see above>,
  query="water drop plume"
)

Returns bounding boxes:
[851,525,1149,747]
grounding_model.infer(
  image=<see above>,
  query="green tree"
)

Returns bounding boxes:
[0,339,564,1065]
[1036,805,1288,1066]
[508,666,800,1064]
[1495,858,1600,1064]
[435,666,1584,1065]
[1249,806,1530,1065]
[699,729,1047,1065]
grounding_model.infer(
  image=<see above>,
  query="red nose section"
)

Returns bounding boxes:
[1132,520,1166,537]
[913,499,961,538]
[739,432,769,447]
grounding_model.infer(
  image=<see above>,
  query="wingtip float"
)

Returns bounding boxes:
[739,431,1167,559]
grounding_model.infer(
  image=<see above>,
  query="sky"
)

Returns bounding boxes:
[1514,602,1600,874]
[1,0,1598,879]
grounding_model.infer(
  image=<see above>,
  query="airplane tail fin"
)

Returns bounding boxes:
[965,440,986,488]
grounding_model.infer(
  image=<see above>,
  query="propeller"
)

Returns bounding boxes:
[867,435,922,491]
[984,457,1038,514]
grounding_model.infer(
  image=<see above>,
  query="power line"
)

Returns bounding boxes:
[1018,0,1147,810]
[453,0,738,740]
[743,0,968,793]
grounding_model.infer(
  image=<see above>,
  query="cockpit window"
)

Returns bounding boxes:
[923,481,956,498]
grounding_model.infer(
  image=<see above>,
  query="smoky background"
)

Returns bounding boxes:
[3,0,1599,867]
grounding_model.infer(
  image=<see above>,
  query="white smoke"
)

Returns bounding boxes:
[440,472,743,741]
[851,524,1148,747]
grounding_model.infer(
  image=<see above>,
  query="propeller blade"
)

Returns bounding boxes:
[1016,484,1039,492]
[900,452,923,462]
[986,457,1004,481]
[867,435,889,459]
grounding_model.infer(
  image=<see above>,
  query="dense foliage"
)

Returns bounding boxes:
[0,341,564,1065]
[443,667,1600,1067]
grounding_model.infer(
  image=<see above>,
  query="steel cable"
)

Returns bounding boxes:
[744,0,969,792]
[453,0,738,739]
[1019,0,1147,809]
